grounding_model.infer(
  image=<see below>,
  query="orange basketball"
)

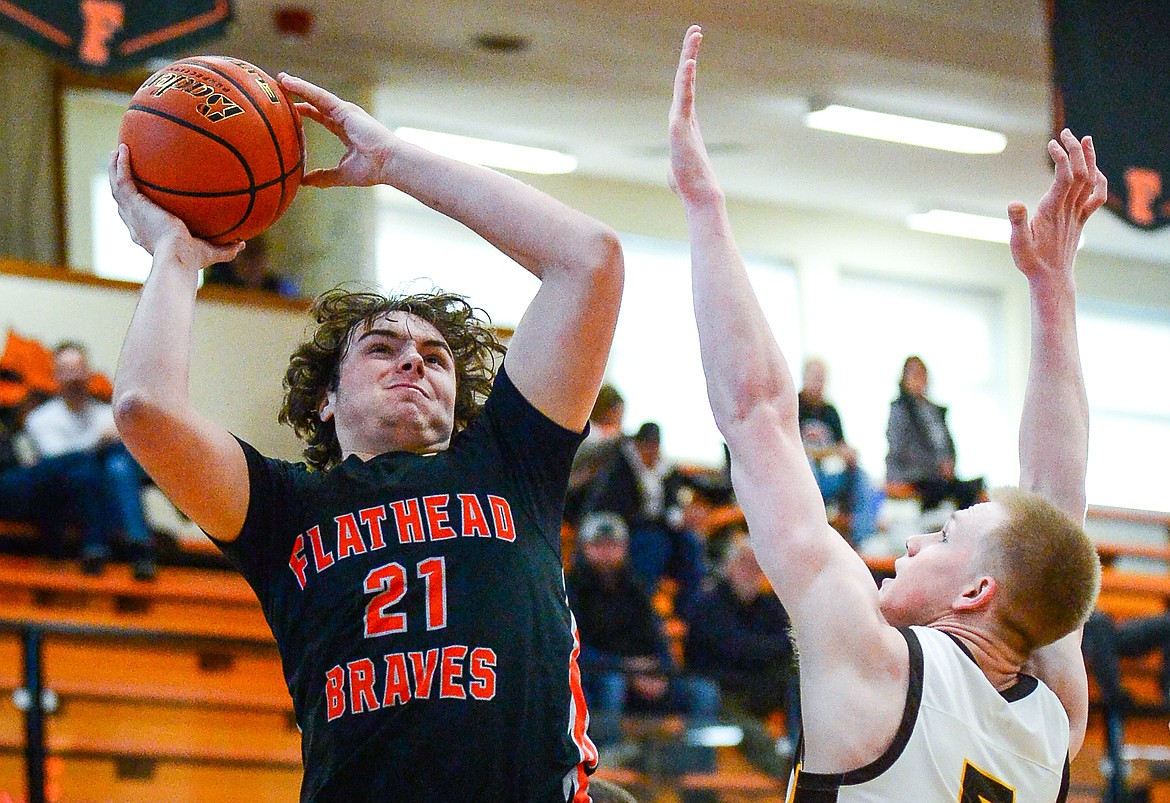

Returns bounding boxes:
[118,56,305,244]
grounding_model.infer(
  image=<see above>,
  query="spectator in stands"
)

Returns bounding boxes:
[885,355,985,512]
[571,420,708,620]
[567,511,718,761]
[566,383,626,523]
[685,534,797,778]
[203,235,299,298]
[590,383,626,440]
[1081,609,1170,711]
[798,357,883,545]
[21,342,156,578]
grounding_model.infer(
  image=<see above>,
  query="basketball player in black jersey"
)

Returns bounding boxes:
[109,72,623,801]
[670,25,1104,801]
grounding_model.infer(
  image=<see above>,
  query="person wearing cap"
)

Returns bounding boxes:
[570,420,708,621]
[567,511,718,764]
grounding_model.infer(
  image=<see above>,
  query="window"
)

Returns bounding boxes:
[1080,303,1170,512]
[377,187,538,323]
[377,197,800,467]
[62,86,155,281]
[609,235,800,467]
[832,273,1013,487]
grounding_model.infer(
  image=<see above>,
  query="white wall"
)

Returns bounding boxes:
[0,266,307,462]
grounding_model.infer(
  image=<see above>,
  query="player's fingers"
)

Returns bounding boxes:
[107,147,121,194]
[670,59,696,122]
[1081,134,1098,177]
[1006,201,1037,277]
[1006,201,1031,260]
[1076,135,1109,218]
[677,25,701,73]
[279,73,343,114]
[212,241,246,262]
[301,167,340,188]
[108,145,138,203]
[294,103,336,130]
[1060,129,1089,178]
[671,29,701,118]
[1046,138,1073,200]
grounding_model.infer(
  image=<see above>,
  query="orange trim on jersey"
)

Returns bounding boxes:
[0,1,72,46]
[572,762,591,803]
[567,611,598,780]
[117,0,229,54]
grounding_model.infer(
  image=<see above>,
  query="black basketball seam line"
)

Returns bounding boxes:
[128,146,303,240]
[125,104,260,238]
[181,57,296,219]
[131,163,302,241]
[131,160,303,198]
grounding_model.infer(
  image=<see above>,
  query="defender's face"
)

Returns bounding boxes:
[320,312,457,456]
[878,502,1008,627]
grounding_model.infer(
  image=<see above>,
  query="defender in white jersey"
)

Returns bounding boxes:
[668,26,1103,801]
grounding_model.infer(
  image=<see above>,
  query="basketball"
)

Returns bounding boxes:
[118,56,305,244]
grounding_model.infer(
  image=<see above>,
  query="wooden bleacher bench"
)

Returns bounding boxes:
[0,554,255,606]
[0,555,271,645]
[0,556,296,801]
[0,696,300,766]
[0,753,302,803]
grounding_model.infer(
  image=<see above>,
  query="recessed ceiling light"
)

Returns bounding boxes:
[908,209,1085,248]
[805,104,1006,155]
[907,210,1011,243]
[394,127,577,175]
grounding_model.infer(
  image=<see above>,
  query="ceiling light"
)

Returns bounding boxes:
[804,104,1006,154]
[907,210,1011,243]
[394,127,577,175]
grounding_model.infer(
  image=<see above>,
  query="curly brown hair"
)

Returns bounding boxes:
[279,287,506,471]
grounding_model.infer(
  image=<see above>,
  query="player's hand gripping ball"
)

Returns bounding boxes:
[118,56,305,244]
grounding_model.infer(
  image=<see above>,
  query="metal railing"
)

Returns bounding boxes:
[0,617,280,803]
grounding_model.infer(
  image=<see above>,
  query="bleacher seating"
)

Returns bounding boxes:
[1,497,1169,802]
[0,554,297,802]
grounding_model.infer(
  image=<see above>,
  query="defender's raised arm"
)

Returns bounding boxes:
[669,26,908,770]
[1011,130,1107,757]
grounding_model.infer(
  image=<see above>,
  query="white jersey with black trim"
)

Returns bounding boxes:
[787,626,1071,802]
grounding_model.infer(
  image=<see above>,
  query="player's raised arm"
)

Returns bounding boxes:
[1011,131,1107,756]
[108,145,252,542]
[280,74,623,431]
[668,27,905,752]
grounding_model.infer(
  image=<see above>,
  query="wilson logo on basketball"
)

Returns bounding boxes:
[142,72,245,122]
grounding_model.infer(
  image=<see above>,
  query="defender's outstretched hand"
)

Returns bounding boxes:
[1008,129,1108,283]
[669,25,722,208]
[279,73,398,189]
[108,144,243,267]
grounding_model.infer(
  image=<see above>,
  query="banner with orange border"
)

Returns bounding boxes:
[0,0,231,74]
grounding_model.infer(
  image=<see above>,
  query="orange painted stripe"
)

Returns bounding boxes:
[0,1,72,46]
[118,0,229,55]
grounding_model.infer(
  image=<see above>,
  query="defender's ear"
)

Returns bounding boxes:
[953,575,997,612]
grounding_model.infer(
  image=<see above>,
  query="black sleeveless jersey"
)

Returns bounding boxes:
[216,367,597,801]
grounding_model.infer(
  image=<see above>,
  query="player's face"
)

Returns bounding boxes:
[877,502,1008,628]
[321,312,457,457]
